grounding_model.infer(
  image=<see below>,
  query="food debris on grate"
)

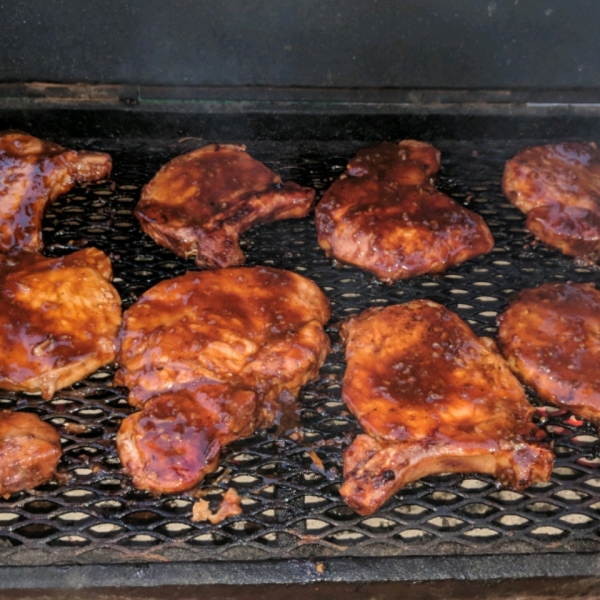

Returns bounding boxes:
[1,138,600,566]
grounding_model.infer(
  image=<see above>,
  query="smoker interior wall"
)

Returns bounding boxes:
[1,0,599,89]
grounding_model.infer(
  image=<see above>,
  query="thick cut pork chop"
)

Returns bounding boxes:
[0,411,62,495]
[115,267,330,493]
[503,142,600,256]
[339,301,552,515]
[135,144,315,269]
[0,248,122,399]
[315,141,494,282]
[498,282,600,426]
[115,266,331,414]
[0,131,112,253]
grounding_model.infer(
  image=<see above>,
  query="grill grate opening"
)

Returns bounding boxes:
[1,138,600,566]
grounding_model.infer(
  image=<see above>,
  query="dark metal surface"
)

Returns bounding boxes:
[1,133,600,591]
[6,83,600,117]
[3,553,600,588]
[1,577,599,600]
[7,107,600,144]
[1,1,600,89]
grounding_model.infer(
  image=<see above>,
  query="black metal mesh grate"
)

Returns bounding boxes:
[2,138,600,567]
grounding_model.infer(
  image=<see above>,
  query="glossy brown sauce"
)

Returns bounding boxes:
[118,380,259,493]
[0,411,62,495]
[116,267,331,493]
[315,140,494,281]
[498,282,600,422]
[0,131,112,253]
[129,393,222,492]
[342,301,535,445]
[503,142,600,256]
[136,144,315,268]
[0,249,121,397]
[527,203,600,256]
[347,140,440,183]
[141,145,281,225]
[507,142,600,207]
[116,266,331,412]
[115,265,331,491]
[339,300,552,514]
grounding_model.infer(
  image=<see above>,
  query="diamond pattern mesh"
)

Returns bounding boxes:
[1,138,600,566]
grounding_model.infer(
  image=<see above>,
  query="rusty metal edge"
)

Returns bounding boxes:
[1,84,600,115]
[0,553,600,589]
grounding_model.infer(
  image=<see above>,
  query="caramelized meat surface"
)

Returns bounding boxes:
[117,384,256,493]
[135,144,315,269]
[498,282,600,426]
[339,301,553,515]
[315,141,494,282]
[0,248,122,399]
[502,142,600,256]
[0,131,112,253]
[115,266,330,492]
[0,411,62,495]
[116,266,331,414]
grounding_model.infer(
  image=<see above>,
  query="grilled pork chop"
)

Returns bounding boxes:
[0,131,112,253]
[0,411,62,495]
[117,384,256,493]
[135,144,315,269]
[339,301,553,515]
[0,248,122,399]
[498,282,600,427]
[115,266,330,493]
[315,141,494,282]
[502,142,600,256]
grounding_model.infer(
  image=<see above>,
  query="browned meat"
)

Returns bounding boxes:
[0,248,122,399]
[339,301,553,515]
[115,266,330,492]
[0,131,112,253]
[0,411,62,495]
[502,142,600,256]
[192,488,243,523]
[115,266,331,414]
[117,384,256,493]
[315,141,494,282]
[135,144,315,269]
[498,282,600,426]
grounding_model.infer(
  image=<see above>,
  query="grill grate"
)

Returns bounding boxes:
[1,138,600,567]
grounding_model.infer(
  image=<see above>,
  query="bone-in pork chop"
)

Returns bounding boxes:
[115,266,330,493]
[0,411,62,495]
[315,141,494,282]
[339,301,553,515]
[0,131,112,253]
[498,282,600,427]
[502,142,600,256]
[0,248,122,399]
[135,144,315,269]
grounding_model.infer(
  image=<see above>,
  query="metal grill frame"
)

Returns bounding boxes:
[1,107,600,591]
